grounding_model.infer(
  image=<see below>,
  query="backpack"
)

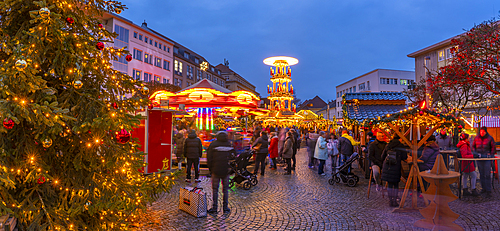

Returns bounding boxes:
[385,150,398,165]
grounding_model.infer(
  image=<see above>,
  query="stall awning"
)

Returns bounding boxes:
[346,104,407,122]
[473,116,500,128]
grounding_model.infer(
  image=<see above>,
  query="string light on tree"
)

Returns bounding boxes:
[73,80,83,89]
[42,138,53,148]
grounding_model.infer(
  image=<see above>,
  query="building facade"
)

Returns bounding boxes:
[101,13,175,89]
[407,37,457,83]
[172,44,225,89]
[335,69,415,118]
[215,64,257,95]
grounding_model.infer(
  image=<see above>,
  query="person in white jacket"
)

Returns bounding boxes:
[314,131,329,176]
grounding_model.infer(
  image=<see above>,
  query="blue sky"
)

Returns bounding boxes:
[118,0,498,102]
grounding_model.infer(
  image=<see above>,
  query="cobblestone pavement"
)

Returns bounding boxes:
[136,149,500,230]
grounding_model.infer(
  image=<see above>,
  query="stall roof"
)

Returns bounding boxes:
[345,92,406,101]
[346,104,406,121]
[179,79,232,94]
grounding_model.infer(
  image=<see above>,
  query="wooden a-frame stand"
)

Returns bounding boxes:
[378,118,441,212]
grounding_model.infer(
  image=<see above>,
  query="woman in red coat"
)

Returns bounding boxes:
[269,132,279,170]
[457,133,478,196]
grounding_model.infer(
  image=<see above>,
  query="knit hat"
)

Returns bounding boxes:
[428,135,436,141]
[480,126,488,132]
[367,131,374,137]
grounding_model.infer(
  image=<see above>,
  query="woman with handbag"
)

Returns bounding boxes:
[252,131,269,176]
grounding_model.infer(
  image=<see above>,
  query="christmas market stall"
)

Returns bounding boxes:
[296,109,336,132]
[361,105,464,212]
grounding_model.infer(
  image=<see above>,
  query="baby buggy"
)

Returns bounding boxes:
[328,152,360,187]
[229,148,258,190]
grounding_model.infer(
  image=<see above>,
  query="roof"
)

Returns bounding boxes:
[344,92,406,101]
[318,101,336,112]
[178,79,232,93]
[297,96,327,111]
[345,104,407,122]
[336,69,414,88]
[215,64,256,88]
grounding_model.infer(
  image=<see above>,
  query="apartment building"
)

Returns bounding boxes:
[335,69,415,118]
[101,13,174,87]
[215,64,257,95]
[173,44,225,89]
[407,37,457,83]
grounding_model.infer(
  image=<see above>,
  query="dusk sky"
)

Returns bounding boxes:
[119,0,498,103]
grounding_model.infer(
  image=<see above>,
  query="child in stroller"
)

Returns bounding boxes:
[329,153,360,187]
[229,148,258,190]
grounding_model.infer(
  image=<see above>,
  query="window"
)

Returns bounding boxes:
[144,53,152,64]
[163,78,169,84]
[446,48,452,59]
[154,75,161,82]
[337,92,339,98]
[144,36,148,43]
[144,72,152,82]
[195,58,200,64]
[138,34,143,41]
[438,50,445,61]
[214,78,218,84]
[159,43,161,49]
[114,25,129,43]
[167,47,170,53]
[133,49,142,61]
[353,86,356,92]
[174,47,178,54]
[380,78,398,85]
[187,66,193,79]
[155,41,158,47]
[163,60,170,70]
[206,74,211,81]
[133,69,141,80]
[149,39,152,45]
[221,80,225,86]
[174,60,182,74]
[154,57,162,68]
[178,79,182,87]
[349,87,352,93]
[424,57,431,68]
[184,52,190,59]
[400,79,411,85]
[187,82,191,87]
[133,32,137,39]
[163,46,166,51]
[197,70,202,81]
[359,83,365,91]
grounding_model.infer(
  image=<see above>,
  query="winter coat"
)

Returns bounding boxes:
[338,136,354,156]
[307,133,318,158]
[314,136,329,160]
[269,136,279,158]
[291,130,299,152]
[419,141,440,171]
[252,135,269,154]
[282,136,294,159]
[436,135,452,150]
[327,139,339,156]
[457,140,475,173]
[472,133,496,156]
[207,132,236,177]
[184,133,203,159]
[368,139,387,168]
[381,139,408,183]
[174,134,186,158]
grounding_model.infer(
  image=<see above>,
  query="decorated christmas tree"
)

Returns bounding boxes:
[0,0,176,229]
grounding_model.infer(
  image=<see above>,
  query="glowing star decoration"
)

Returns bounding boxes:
[188,91,214,102]
[15,59,27,71]
[39,7,50,18]
[237,93,253,104]
[73,80,83,89]
[200,61,209,71]
[162,158,170,170]
[42,138,53,148]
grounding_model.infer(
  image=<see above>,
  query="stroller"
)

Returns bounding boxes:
[229,148,258,190]
[329,152,360,187]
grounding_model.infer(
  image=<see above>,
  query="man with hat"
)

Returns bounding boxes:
[472,126,496,197]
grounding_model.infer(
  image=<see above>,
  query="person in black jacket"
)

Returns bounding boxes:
[381,134,408,207]
[291,129,299,170]
[368,131,387,190]
[252,131,269,176]
[207,131,236,214]
[184,130,203,183]
[472,126,496,196]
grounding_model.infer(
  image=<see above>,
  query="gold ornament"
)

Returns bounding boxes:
[42,138,53,148]
[15,60,27,71]
[73,80,83,89]
[114,8,122,14]
[39,7,51,18]
[141,86,149,95]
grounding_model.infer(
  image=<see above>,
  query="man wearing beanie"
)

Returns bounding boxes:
[472,126,496,197]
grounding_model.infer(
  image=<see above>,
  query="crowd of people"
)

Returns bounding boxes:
[173,125,497,212]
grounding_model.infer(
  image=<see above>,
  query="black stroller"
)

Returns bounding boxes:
[229,148,258,190]
[329,152,360,187]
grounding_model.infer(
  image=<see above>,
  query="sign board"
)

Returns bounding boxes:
[160,99,169,107]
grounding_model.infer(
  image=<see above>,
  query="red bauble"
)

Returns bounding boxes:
[116,129,131,144]
[66,17,74,24]
[111,102,118,109]
[125,55,132,62]
[437,114,440,117]
[148,104,154,109]
[458,125,463,129]
[98,23,103,28]
[419,111,424,115]
[3,119,14,129]
[96,42,104,50]
[37,176,46,184]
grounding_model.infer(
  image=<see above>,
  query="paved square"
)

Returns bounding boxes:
[136,149,500,230]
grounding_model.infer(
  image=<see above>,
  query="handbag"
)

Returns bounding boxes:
[179,187,207,217]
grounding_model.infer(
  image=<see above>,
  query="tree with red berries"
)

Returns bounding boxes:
[0,1,176,230]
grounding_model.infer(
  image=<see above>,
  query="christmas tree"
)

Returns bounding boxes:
[0,1,176,230]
